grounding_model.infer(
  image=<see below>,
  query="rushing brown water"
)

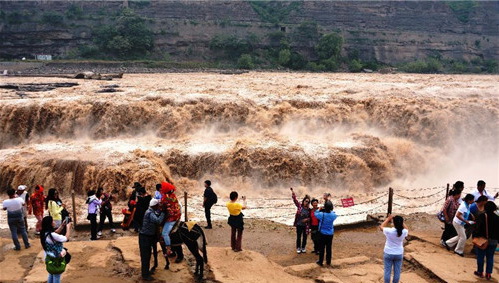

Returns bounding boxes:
[0,73,498,197]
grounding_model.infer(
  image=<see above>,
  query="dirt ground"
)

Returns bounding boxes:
[3,212,495,283]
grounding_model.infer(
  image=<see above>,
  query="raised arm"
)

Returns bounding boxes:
[379,214,393,231]
[291,188,300,208]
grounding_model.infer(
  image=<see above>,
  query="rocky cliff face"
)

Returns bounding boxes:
[0,1,497,64]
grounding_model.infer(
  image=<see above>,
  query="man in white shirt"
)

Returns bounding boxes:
[471,180,497,202]
[2,188,30,250]
[16,185,29,230]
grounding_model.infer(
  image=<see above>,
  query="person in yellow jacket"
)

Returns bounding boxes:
[46,189,65,228]
[226,191,246,252]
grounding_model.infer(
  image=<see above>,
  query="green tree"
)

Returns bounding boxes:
[210,35,253,60]
[349,59,363,72]
[293,21,320,48]
[321,57,339,71]
[93,9,153,59]
[237,54,254,69]
[316,33,343,60]
[107,35,132,58]
[288,52,307,70]
[278,49,291,66]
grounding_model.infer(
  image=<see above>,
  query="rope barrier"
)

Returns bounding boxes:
[392,196,446,209]
[393,190,444,200]
[401,187,443,192]
[185,186,452,224]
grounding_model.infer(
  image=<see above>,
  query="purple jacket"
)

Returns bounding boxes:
[87,196,102,214]
[292,194,310,234]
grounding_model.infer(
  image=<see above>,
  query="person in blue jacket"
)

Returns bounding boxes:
[315,200,337,266]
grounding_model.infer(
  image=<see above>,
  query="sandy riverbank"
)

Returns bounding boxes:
[0,213,497,283]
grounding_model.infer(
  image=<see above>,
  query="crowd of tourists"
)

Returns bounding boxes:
[440,180,498,281]
[2,179,498,283]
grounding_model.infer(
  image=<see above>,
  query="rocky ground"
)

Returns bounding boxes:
[0,213,497,283]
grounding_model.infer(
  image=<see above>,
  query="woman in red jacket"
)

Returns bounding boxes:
[30,185,45,234]
[160,182,181,255]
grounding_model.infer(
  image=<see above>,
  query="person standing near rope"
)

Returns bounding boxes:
[315,201,337,266]
[30,185,45,235]
[291,188,311,254]
[16,185,30,230]
[203,180,217,229]
[3,188,30,250]
[139,199,165,281]
[380,214,409,283]
[227,191,246,252]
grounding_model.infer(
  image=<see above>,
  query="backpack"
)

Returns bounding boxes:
[212,192,218,204]
[44,233,66,274]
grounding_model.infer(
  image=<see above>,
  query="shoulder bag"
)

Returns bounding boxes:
[472,213,488,250]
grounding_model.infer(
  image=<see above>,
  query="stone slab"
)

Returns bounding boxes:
[408,252,479,283]
[331,255,370,267]
[209,247,313,283]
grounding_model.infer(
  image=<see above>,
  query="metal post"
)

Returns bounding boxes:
[71,189,77,226]
[184,191,188,222]
[445,183,450,198]
[387,187,393,216]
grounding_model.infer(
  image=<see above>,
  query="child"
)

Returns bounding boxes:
[226,191,246,252]
[154,184,162,200]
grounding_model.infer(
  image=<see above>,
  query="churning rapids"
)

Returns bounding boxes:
[0,73,498,199]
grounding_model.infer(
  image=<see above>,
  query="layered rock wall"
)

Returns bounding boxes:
[0,1,497,64]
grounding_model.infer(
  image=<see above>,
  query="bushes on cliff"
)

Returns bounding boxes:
[66,4,84,20]
[42,12,64,25]
[237,54,255,69]
[210,34,258,60]
[249,1,302,24]
[313,32,343,71]
[316,33,343,61]
[93,9,153,59]
[349,59,364,72]
[399,58,442,73]
[292,21,320,48]
[447,0,478,23]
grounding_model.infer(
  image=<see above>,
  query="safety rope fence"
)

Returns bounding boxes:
[180,185,462,227]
